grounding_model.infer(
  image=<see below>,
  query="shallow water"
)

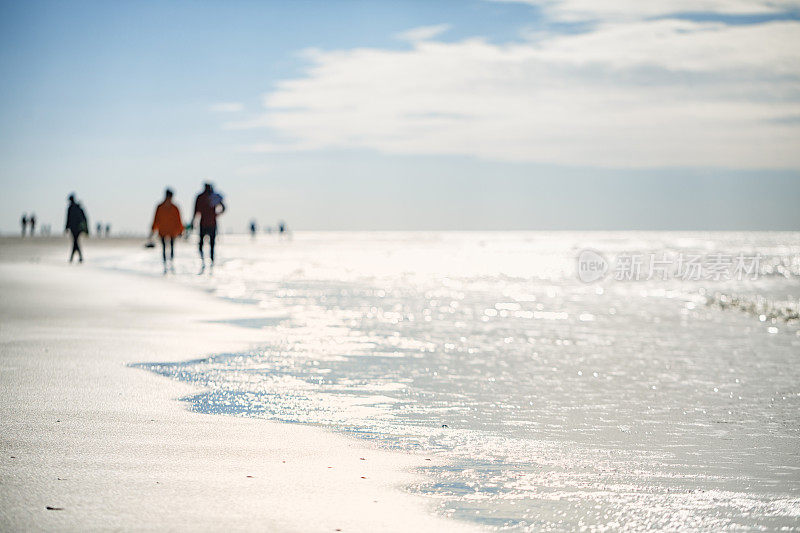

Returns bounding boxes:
[113,232,800,531]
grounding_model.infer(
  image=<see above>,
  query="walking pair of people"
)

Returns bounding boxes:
[150,183,225,273]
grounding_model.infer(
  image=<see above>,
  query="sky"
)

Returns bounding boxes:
[1,0,799,233]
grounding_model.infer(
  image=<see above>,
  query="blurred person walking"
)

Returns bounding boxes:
[191,182,225,273]
[65,194,88,263]
[150,188,183,274]
[20,213,27,237]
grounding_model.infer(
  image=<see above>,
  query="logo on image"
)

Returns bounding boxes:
[577,249,608,283]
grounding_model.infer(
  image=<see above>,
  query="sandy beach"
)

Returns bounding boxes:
[0,237,479,532]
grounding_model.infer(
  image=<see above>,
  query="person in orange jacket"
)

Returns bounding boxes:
[150,188,183,272]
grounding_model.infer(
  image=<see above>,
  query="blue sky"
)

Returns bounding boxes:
[1,0,799,233]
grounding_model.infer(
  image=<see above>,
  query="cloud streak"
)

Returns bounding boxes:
[394,24,451,42]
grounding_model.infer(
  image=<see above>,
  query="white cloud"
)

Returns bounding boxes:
[493,0,800,22]
[540,19,800,73]
[232,9,800,168]
[210,102,245,112]
[395,24,451,42]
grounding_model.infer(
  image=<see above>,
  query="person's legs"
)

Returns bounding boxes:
[71,230,83,262]
[208,227,216,263]
[198,228,208,273]
[198,228,206,261]
[160,236,167,263]
[169,237,175,261]
[69,232,77,262]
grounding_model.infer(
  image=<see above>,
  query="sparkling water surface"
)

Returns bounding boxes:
[106,232,800,531]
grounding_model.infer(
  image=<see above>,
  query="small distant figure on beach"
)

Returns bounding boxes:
[29,214,36,236]
[192,182,225,273]
[150,188,183,274]
[96,222,103,237]
[249,220,257,239]
[65,194,88,263]
[20,213,27,237]
[105,223,111,237]
[278,220,291,240]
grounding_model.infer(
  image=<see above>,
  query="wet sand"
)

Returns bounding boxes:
[0,238,478,532]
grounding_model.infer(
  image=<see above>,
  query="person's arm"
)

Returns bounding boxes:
[150,205,159,239]
[174,205,183,236]
[80,208,89,235]
[190,196,200,229]
[217,200,226,216]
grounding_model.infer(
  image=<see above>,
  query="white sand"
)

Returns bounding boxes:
[0,239,479,532]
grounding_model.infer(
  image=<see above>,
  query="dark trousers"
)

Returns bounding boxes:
[160,236,174,263]
[69,230,82,262]
[199,226,216,262]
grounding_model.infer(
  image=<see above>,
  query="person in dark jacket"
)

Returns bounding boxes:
[65,194,88,263]
[192,182,225,273]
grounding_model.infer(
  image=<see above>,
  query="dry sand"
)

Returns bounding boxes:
[0,238,479,532]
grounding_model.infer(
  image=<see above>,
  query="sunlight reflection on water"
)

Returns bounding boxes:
[123,232,800,531]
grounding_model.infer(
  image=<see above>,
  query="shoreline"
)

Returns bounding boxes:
[0,239,479,532]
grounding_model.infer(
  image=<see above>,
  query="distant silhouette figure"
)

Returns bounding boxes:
[96,222,103,237]
[278,220,291,240]
[65,194,88,263]
[192,182,225,273]
[105,223,111,237]
[150,188,183,273]
[249,220,257,239]
[20,213,27,237]
[29,214,36,236]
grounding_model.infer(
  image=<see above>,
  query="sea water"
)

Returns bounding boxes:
[107,232,800,531]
